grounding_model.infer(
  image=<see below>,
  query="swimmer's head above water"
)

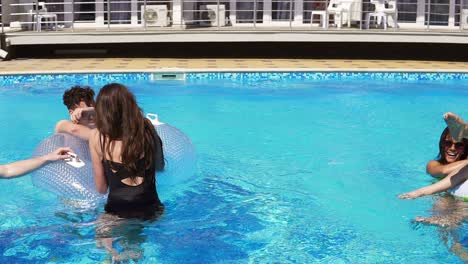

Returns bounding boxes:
[438,127,468,164]
[63,85,95,111]
[63,86,96,128]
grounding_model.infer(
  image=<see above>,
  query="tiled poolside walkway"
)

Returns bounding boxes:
[1,58,468,74]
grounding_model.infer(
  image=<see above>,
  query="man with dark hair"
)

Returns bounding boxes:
[55,86,96,140]
[1,86,95,179]
[62,85,95,111]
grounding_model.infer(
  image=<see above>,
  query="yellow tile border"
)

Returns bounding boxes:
[1,58,468,74]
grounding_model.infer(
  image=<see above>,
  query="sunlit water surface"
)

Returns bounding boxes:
[0,74,468,263]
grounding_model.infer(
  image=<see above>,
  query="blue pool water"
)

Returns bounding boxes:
[1,72,468,263]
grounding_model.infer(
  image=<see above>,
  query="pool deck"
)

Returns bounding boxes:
[1,58,468,74]
[5,29,468,46]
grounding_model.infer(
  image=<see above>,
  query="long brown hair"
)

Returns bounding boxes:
[95,83,164,178]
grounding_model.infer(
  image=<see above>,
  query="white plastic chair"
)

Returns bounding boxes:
[462,9,468,29]
[365,0,398,30]
[327,0,345,28]
[30,2,58,31]
[327,0,358,28]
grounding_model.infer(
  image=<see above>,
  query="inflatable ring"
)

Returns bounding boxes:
[31,114,196,203]
[450,182,468,201]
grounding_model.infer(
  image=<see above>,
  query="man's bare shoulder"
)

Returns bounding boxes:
[55,120,92,140]
[55,120,73,133]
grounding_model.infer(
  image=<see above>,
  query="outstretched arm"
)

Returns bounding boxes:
[444,112,468,142]
[399,164,468,199]
[0,147,71,178]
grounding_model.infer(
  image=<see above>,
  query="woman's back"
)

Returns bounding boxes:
[103,160,162,219]
[90,83,165,219]
[101,139,144,186]
[105,126,162,207]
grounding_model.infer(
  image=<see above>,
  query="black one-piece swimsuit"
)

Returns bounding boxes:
[103,158,164,219]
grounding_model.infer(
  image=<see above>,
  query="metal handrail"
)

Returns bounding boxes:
[461,0,465,30]
[1,0,465,33]
[289,0,293,29]
[0,2,3,33]
[254,0,257,28]
[427,0,431,30]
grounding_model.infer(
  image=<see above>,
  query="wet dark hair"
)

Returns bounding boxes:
[437,127,468,164]
[95,83,164,179]
[63,86,95,110]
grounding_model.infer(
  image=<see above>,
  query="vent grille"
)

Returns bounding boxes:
[150,72,186,81]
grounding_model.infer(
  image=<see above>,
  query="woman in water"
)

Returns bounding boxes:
[398,128,468,228]
[89,83,165,260]
[398,115,468,227]
[400,114,468,260]
[399,126,468,199]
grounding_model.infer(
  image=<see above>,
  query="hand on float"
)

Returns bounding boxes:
[44,147,73,162]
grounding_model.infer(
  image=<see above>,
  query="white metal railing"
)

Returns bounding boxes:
[1,0,466,32]
[0,1,5,33]
[0,2,3,33]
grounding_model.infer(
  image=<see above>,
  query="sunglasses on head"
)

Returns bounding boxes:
[443,140,465,149]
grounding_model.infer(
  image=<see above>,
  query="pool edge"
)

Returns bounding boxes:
[1,68,468,76]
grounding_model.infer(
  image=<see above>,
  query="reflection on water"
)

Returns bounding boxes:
[411,194,468,262]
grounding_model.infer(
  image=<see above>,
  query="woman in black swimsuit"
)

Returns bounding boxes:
[89,83,165,260]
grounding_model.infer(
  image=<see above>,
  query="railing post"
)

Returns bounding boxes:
[107,0,111,31]
[426,0,431,30]
[217,0,220,30]
[254,0,257,29]
[180,0,184,29]
[35,0,40,32]
[460,0,464,31]
[1,2,3,33]
[325,0,329,30]
[289,0,293,29]
[143,0,147,30]
[359,0,363,30]
[72,0,75,32]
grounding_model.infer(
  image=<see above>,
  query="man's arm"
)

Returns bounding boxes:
[0,147,71,178]
[55,120,92,141]
[70,107,94,124]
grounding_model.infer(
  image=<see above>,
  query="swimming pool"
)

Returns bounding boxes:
[1,72,468,263]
